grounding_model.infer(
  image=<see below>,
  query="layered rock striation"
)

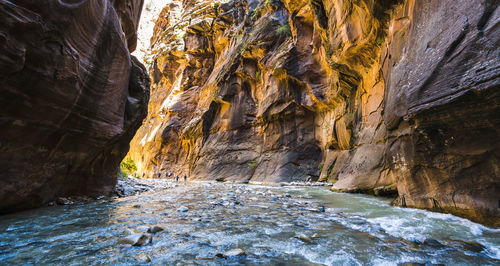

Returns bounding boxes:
[0,0,150,213]
[129,0,499,226]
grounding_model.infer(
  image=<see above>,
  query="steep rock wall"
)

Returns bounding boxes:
[0,0,150,213]
[129,0,499,226]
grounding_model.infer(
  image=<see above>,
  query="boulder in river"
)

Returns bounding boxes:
[147,225,166,234]
[117,233,153,246]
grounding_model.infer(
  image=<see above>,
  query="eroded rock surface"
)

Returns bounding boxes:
[129,0,498,226]
[0,0,150,213]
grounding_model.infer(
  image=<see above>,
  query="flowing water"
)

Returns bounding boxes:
[0,182,499,265]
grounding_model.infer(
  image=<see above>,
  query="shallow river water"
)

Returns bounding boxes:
[0,182,499,265]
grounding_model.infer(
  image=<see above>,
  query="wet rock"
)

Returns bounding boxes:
[295,234,312,243]
[147,226,166,234]
[113,178,154,198]
[222,248,246,257]
[178,206,189,212]
[117,233,152,246]
[56,198,74,205]
[423,238,446,248]
[447,240,486,253]
[135,253,152,263]
[196,256,213,260]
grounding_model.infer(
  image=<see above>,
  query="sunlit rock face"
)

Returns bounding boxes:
[129,0,499,226]
[0,0,150,213]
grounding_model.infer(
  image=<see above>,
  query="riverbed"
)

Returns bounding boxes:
[0,181,499,265]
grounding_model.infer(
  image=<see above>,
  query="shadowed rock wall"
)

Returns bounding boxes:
[0,0,150,213]
[129,0,499,226]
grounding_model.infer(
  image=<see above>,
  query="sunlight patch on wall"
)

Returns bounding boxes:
[132,0,172,63]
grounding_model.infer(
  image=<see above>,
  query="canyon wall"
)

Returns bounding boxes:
[0,0,150,213]
[129,0,499,226]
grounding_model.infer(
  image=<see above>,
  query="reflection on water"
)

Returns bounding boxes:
[0,182,499,265]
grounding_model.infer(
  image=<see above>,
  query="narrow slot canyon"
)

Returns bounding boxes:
[0,0,499,264]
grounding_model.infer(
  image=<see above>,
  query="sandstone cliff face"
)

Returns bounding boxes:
[129,0,499,226]
[0,0,150,213]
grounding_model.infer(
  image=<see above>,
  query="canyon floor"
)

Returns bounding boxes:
[0,179,499,265]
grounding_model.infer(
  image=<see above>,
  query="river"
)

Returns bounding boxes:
[0,181,499,265]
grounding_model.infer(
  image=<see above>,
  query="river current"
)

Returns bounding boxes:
[0,181,499,265]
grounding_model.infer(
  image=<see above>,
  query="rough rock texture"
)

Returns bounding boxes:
[385,0,500,227]
[129,0,499,226]
[0,0,150,213]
